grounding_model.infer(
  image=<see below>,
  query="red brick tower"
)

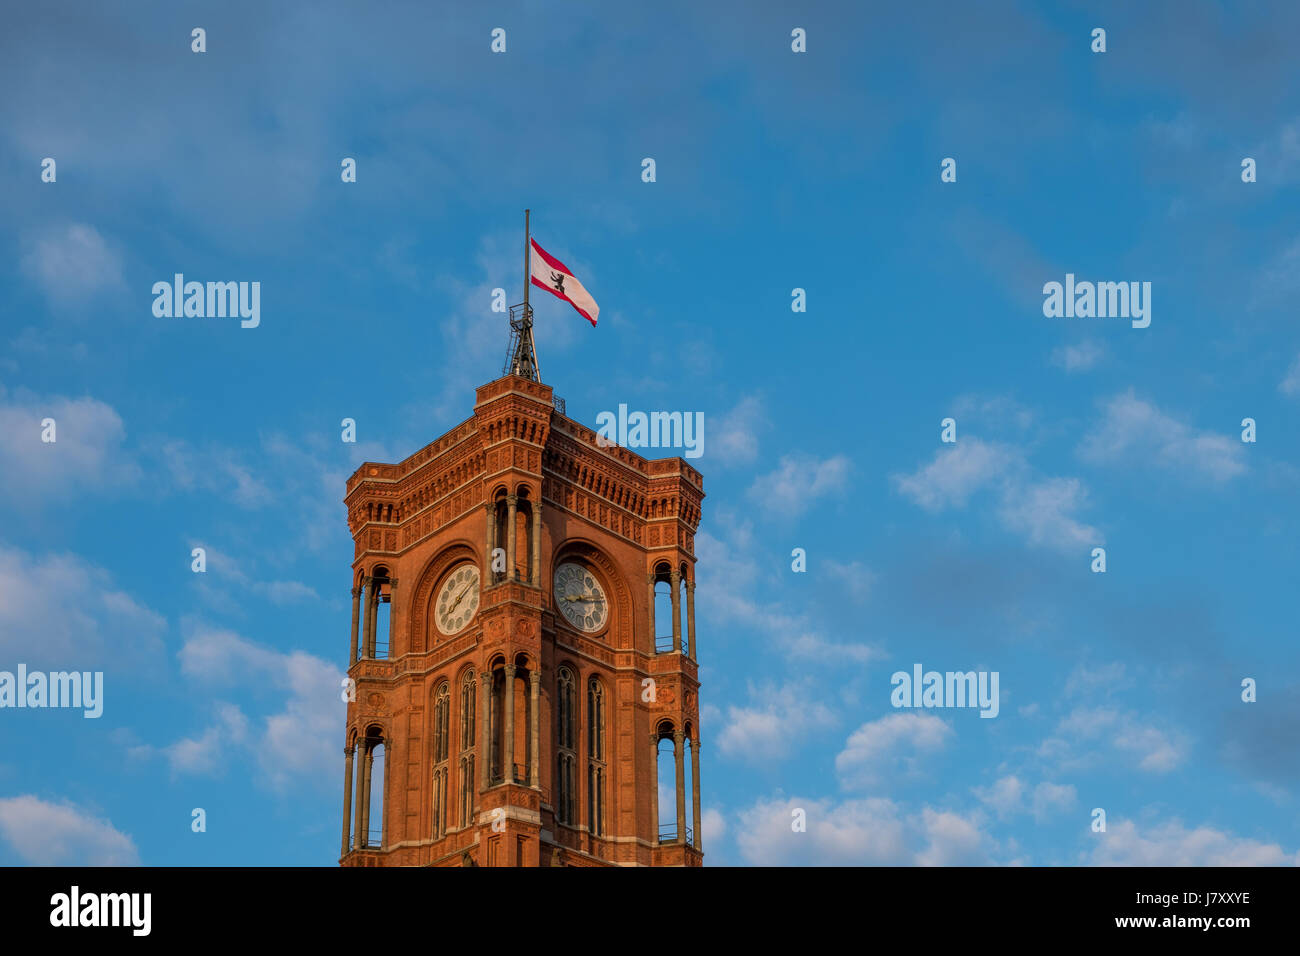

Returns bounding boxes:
[339,375,704,866]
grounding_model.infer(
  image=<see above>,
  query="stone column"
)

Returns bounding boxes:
[691,739,702,850]
[366,580,379,658]
[359,577,372,659]
[647,573,656,649]
[503,663,516,783]
[478,670,491,798]
[484,502,495,581]
[352,742,366,850]
[341,745,354,857]
[529,671,541,787]
[349,586,361,666]
[506,495,518,581]
[670,568,682,652]
[674,730,686,844]
[531,501,542,588]
[649,733,659,843]
[686,581,696,660]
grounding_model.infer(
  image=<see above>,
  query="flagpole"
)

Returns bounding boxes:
[524,208,541,381]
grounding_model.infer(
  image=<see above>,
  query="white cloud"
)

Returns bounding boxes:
[895,439,1014,511]
[1064,661,1130,697]
[196,545,320,606]
[716,681,837,764]
[1281,352,1300,396]
[997,476,1098,549]
[894,438,1099,551]
[779,631,882,665]
[0,796,138,865]
[748,453,850,517]
[1078,390,1245,483]
[823,560,875,603]
[1048,706,1188,774]
[166,621,343,789]
[0,389,140,499]
[734,794,994,866]
[974,775,1025,817]
[0,543,166,667]
[974,775,1076,823]
[1087,819,1299,866]
[1051,340,1106,372]
[915,807,988,866]
[835,712,952,790]
[709,395,765,466]
[20,224,124,307]
[164,703,250,776]
[700,807,727,847]
[160,440,272,508]
[695,517,877,667]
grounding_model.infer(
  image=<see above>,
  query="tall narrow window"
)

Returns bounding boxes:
[432,682,449,838]
[458,671,476,827]
[587,678,606,837]
[556,667,576,826]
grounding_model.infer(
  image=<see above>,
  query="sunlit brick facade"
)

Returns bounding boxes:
[339,375,703,866]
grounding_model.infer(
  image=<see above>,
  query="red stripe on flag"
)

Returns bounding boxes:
[530,276,596,325]
[530,238,573,276]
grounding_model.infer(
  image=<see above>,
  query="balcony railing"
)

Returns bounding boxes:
[489,764,533,786]
[657,823,694,844]
[654,635,688,655]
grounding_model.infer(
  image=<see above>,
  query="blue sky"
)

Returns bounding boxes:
[1,0,1298,865]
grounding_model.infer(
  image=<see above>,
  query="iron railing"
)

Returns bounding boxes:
[654,635,688,655]
[657,823,694,844]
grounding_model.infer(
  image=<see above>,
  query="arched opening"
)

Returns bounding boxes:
[653,563,674,653]
[366,566,392,660]
[491,492,509,584]
[431,682,450,838]
[514,488,533,583]
[354,724,386,850]
[458,670,477,828]
[678,564,691,654]
[489,657,534,786]
[555,666,577,826]
[655,726,677,844]
[587,677,606,837]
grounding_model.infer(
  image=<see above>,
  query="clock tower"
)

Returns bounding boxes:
[338,373,704,866]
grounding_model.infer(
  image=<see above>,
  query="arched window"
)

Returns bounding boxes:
[371,567,392,660]
[458,671,476,827]
[587,678,606,837]
[432,682,450,837]
[556,667,577,826]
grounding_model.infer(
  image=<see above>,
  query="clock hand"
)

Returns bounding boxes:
[449,582,474,612]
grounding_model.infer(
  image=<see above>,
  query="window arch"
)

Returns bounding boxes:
[458,671,476,828]
[556,666,577,826]
[432,681,450,838]
[587,677,606,837]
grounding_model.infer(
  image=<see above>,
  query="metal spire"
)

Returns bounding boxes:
[504,208,541,382]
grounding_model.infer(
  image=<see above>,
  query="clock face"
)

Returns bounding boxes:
[553,562,608,633]
[435,564,480,636]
